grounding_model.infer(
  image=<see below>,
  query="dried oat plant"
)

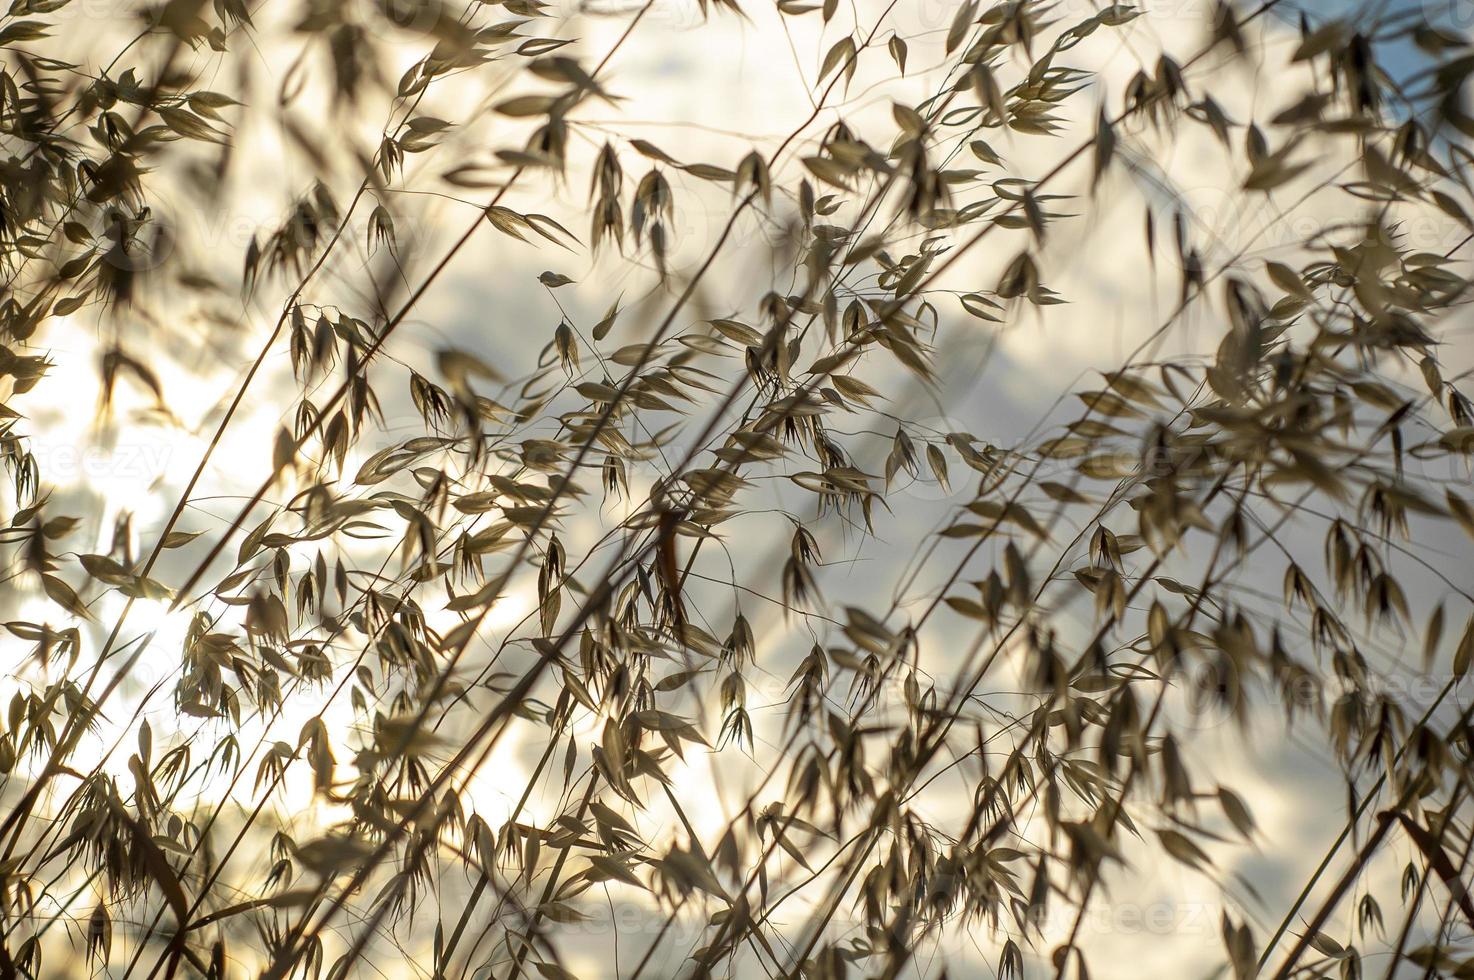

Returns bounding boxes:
[0,0,1473,976]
